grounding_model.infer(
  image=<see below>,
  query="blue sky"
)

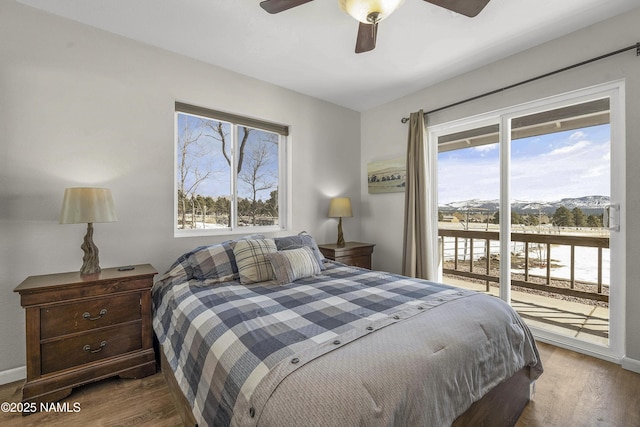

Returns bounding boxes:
[438,124,611,205]
[177,113,279,201]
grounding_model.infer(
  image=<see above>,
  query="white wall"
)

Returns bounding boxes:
[0,2,361,376]
[361,8,640,366]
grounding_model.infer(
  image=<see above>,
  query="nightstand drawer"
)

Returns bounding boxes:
[41,293,141,339]
[349,255,372,269]
[318,242,375,269]
[41,321,142,374]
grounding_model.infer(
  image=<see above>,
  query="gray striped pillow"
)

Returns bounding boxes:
[267,247,322,285]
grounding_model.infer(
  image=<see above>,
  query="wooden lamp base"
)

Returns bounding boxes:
[80,222,101,275]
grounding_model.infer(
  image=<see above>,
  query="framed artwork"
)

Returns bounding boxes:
[367,157,406,194]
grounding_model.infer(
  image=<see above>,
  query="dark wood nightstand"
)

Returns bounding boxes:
[318,242,375,269]
[14,264,157,407]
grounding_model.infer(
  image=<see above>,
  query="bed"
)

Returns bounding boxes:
[152,233,543,427]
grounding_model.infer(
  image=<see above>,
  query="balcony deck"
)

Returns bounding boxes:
[443,276,609,346]
[438,225,610,346]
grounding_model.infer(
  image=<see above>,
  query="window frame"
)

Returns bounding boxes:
[174,102,291,237]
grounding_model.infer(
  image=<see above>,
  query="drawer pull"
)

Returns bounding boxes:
[83,308,107,321]
[83,341,107,354]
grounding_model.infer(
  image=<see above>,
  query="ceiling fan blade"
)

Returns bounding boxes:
[424,0,490,17]
[260,0,314,14]
[355,22,377,54]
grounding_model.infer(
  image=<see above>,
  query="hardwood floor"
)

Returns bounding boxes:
[517,343,640,427]
[1,342,638,426]
[0,374,182,426]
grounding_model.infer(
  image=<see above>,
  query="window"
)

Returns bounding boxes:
[174,102,289,236]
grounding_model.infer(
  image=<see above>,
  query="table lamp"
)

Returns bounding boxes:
[60,187,117,275]
[328,197,353,247]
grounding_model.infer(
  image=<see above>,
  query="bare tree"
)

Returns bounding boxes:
[202,121,279,226]
[202,121,252,174]
[238,134,278,226]
[177,118,212,228]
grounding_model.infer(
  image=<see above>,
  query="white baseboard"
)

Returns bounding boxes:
[622,356,640,374]
[0,366,26,386]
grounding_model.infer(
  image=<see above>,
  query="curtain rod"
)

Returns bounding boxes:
[400,42,640,123]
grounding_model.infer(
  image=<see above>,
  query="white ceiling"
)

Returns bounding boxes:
[17,0,640,111]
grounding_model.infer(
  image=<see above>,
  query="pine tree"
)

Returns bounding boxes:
[552,206,575,226]
[572,207,586,227]
[587,214,603,228]
[526,214,540,226]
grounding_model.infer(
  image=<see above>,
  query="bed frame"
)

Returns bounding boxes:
[160,351,533,427]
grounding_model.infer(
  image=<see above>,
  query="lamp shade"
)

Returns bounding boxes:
[338,0,405,23]
[60,187,118,224]
[328,197,353,218]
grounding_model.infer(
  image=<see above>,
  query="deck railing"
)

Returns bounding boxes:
[439,228,609,303]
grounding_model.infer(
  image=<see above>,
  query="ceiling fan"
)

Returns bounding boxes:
[259,0,491,53]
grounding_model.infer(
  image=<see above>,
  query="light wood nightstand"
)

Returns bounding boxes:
[14,264,157,408]
[318,242,375,269]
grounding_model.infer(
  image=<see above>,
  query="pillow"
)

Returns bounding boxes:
[163,251,197,281]
[187,242,237,283]
[274,231,326,270]
[185,234,265,283]
[233,238,277,284]
[267,247,322,285]
[227,233,266,250]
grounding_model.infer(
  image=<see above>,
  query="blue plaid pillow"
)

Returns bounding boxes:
[187,241,237,283]
[274,232,326,270]
[182,234,266,283]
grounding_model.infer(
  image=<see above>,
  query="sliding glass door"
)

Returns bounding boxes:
[437,119,501,297]
[431,82,625,360]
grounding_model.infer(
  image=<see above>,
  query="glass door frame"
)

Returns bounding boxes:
[428,80,626,362]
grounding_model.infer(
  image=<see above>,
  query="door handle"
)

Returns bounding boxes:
[605,203,620,232]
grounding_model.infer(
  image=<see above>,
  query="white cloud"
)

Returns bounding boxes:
[580,164,608,179]
[546,140,590,156]
[438,132,610,205]
[570,131,587,140]
[472,144,498,153]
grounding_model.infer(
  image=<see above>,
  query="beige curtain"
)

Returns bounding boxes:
[402,110,436,280]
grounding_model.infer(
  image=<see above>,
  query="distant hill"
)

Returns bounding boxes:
[440,195,610,215]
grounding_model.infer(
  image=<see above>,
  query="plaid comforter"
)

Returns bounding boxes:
[153,262,478,427]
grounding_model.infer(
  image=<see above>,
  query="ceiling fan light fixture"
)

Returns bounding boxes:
[261,0,489,54]
[338,0,405,24]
